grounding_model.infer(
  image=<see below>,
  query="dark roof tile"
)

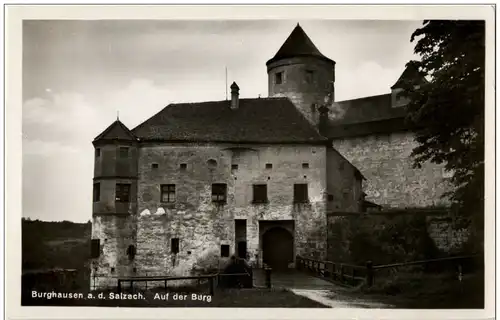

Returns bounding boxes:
[94,120,137,142]
[131,97,326,144]
[267,24,334,65]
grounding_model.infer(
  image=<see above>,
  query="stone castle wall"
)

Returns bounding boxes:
[332,131,452,208]
[133,143,332,277]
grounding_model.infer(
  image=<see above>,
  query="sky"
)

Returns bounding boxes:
[22,19,423,222]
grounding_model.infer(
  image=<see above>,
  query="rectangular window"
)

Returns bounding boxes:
[231,164,238,170]
[95,148,101,158]
[302,162,309,169]
[275,72,283,84]
[294,184,308,203]
[90,239,100,258]
[265,163,273,169]
[93,183,100,202]
[119,147,129,158]
[161,184,176,203]
[180,163,187,171]
[152,163,159,169]
[212,183,227,203]
[115,183,131,202]
[305,70,314,84]
[252,184,268,203]
[171,238,180,254]
[221,245,230,257]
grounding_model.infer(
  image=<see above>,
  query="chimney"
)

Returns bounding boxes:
[230,82,239,110]
[318,104,329,136]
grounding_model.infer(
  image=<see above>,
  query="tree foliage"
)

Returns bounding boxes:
[402,21,485,236]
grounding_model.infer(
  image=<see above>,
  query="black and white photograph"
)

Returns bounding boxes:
[5,4,495,319]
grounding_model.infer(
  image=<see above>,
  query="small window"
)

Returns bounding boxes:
[212,183,227,203]
[231,164,239,170]
[253,184,268,203]
[328,194,334,201]
[93,183,100,202]
[221,245,230,257]
[95,148,101,158]
[171,238,180,254]
[302,163,309,169]
[90,239,100,258]
[127,245,136,260]
[133,267,137,273]
[207,159,217,169]
[111,267,115,273]
[265,163,273,169]
[115,183,131,202]
[152,163,159,169]
[275,72,283,84]
[119,147,129,158]
[161,184,176,203]
[294,184,308,203]
[305,70,314,84]
[180,163,187,171]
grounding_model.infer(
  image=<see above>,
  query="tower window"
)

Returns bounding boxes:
[212,183,227,203]
[90,239,100,258]
[115,183,131,202]
[305,70,314,84]
[265,163,273,169]
[221,245,230,257]
[231,164,239,170]
[252,184,268,204]
[93,183,100,202]
[127,245,136,260]
[171,238,180,254]
[302,162,309,169]
[152,163,159,169]
[294,183,308,203]
[275,72,283,84]
[95,148,101,158]
[161,184,176,203]
[180,163,187,171]
[119,147,129,158]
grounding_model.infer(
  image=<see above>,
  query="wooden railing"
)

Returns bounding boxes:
[296,254,480,287]
[116,270,253,295]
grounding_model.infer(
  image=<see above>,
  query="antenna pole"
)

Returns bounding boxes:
[225,67,228,100]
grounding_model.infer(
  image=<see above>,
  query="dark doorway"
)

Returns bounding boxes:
[237,241,247,259]
[262,227,293,270]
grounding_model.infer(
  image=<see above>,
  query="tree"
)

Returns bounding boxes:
[401,20,485,250]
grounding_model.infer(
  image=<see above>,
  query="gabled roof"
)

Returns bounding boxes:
[391,63,428,89]
[93,119,137,142]
[131,97,327,144]
[267,24,335,65]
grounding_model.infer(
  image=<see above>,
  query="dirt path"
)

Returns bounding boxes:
[290,288,394,308]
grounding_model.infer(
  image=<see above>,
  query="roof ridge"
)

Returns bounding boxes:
[335,93,391,104]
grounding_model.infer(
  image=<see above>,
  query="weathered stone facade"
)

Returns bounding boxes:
[332,131,451,209]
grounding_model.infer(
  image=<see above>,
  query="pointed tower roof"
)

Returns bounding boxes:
[93,119,137,144]
[267,23,334,65]
[391,62,428,89]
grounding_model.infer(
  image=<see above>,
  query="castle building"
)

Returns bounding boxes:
[90,24,449,288]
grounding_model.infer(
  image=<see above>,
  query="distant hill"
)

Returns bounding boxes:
[22,218,91,272]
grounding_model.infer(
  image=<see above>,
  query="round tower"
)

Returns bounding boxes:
[267,23,336,126]
[90,119,138,289]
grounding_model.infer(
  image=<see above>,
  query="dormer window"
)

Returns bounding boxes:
[275,72,283,84]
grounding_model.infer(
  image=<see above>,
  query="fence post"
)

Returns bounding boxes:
[366,261,374,287]
[265,267,272,289]
[340,264,344,282]
[117,280,121,293]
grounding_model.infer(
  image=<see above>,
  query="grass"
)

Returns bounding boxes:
[23,287,327,308]
[329,270,485,309]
